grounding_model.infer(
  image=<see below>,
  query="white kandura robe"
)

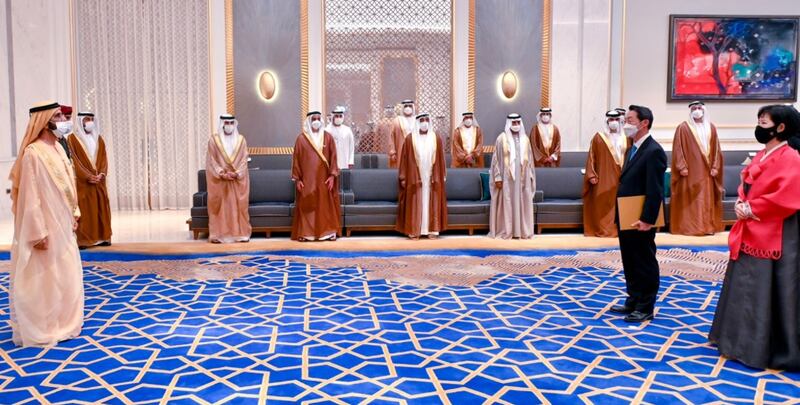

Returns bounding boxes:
[413,131,437,236]
[10,141,84,347]
[489,132,536,239]
[328,124,355,169]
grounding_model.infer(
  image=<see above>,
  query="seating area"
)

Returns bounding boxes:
[188,150,755,238]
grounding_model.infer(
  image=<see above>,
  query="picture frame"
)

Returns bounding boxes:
[667,15,800,101]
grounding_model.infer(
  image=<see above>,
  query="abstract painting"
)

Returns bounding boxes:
[668,15,799,101]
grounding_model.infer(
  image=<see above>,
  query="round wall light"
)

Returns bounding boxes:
[500,70,518,100]
[258,70,277,102]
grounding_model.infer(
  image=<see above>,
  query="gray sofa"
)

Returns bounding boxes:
[190,169,296,239]
[189,150,757,238]
[534,167,585,233]
[343,169,399,235]
[722,165,743,227]
[445,168,491,235]
[342,168,492,236]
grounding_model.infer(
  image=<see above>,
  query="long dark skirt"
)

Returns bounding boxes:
[709,212,800,370]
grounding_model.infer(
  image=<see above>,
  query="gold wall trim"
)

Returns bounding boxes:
[68,0,78,110]
[321,0,327,116]
[207,0,215,134]
[225,0,234,114]
[449,0,455,131]
[300,0,309,122]
[467,0,475,113]
[249,146,294,155]
[653,124,755,130]
[540,0,552,107]
[619,0,627,106]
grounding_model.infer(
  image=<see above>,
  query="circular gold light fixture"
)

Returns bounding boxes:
[258,71,277,101]
[500,70,518,100]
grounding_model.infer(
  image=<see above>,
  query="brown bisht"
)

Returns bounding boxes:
[291,130,341,240]
[670,121,724,235]
[389,116,414,169]
[451,125,484,168]
[530,124,562,167]
[67,133,112,247]
[583,132,630,237]
[396,131,447,237]
[206,134,251,243]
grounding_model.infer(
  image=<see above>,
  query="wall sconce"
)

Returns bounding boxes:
[258,70,277,102]
[499,70,518,100]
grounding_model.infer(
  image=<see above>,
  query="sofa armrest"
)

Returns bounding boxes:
[340,191,355,205]
[534,190,544,203]
[193,192,207,207]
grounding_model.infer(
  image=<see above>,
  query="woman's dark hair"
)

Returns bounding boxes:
[757,104,800,150]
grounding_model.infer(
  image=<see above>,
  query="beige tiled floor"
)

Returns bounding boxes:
[0,209,730,253]
[0,210,197,246]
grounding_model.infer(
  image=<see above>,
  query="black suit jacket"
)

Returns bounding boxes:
[617,135,667,225]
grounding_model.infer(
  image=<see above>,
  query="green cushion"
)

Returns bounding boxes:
[479,172,491,201]
[664,171,671,198]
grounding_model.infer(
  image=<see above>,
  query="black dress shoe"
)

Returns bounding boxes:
[624,311,654,323]
[609,305,634,314]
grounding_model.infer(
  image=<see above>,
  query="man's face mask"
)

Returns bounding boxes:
[418,120,430,132]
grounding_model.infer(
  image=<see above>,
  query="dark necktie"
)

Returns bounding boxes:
[628,145,638,162]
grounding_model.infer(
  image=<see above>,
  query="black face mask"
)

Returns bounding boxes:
[755,125,777,144]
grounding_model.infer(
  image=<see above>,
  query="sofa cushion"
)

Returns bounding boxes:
[249,202,293,217]
[248,170,295,203]
[345,201,397,215]
[536,168,584,200]
[193,192,207,207]
[559,152,587,168]
[479,172,491,200]
[723,165,743,197]
[248,155,293,170]
[197,169,294,203]
[536,200,583,225]
[447,200,490,214]
[446,168,484,201]
[350,169,399,201]
[723,150,756,166]
[447,213,490,226]
[191,206,208,218]
[197,171,207,192]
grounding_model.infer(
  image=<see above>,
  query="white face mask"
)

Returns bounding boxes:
[333,117,343,126]
[691,109,704,120]
[463,119,473,127]
[623,123,639,137]
[84,121,95,133]
[223,124,235,134]
[403,106,413,115]
[54,121,72,138]
[510,125,521,133]
[311,120,322,131]
[540,115,551,124]
[418,122,429,132]
[607,120,620,131]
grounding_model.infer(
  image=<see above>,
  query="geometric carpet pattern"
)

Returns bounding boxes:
[0,249,799,404]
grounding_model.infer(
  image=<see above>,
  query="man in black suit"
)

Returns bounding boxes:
[610,105,667,323]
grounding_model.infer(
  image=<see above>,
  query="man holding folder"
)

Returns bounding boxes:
[610,105,667,323]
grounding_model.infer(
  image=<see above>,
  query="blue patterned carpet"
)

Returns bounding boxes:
[1,248,799,404]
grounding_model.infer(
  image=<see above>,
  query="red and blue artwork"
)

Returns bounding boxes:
[668,16,799,101]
